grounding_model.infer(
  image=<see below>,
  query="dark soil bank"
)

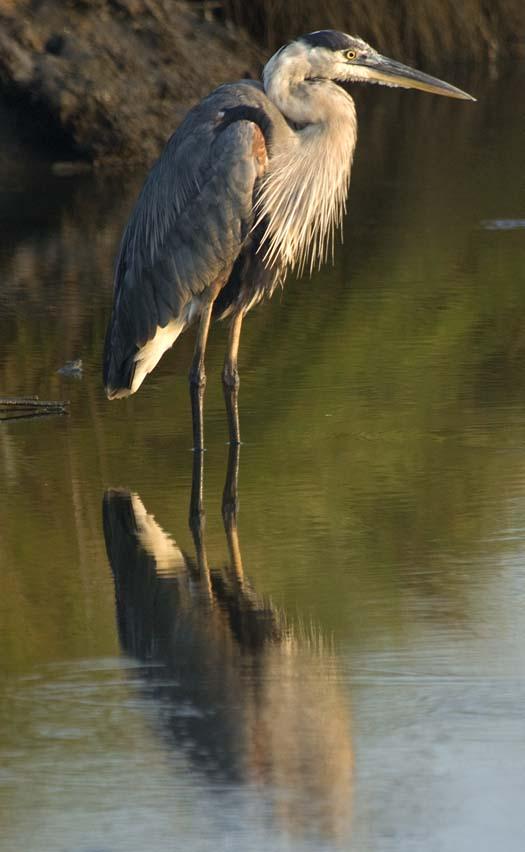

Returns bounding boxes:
[0,0,263,164]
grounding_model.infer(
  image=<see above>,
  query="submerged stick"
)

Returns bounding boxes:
[0,396,70,420]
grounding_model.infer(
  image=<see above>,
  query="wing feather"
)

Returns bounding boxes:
[103,89,268,397]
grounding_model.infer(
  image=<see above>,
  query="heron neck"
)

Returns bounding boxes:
[263,48,355,126]
[257,80,357,274]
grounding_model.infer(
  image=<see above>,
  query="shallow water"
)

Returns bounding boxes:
[1,64,525,851]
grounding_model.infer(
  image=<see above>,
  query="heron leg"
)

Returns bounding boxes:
[222,311,243,445]
[189,289,219,451]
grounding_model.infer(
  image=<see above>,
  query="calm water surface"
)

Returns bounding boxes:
[1,65,525,851]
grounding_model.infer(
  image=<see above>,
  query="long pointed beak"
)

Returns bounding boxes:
[359,54,475,101]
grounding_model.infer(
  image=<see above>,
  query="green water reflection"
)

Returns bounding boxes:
[1,63,525,851]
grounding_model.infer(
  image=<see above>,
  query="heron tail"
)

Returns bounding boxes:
[103,317,187,400]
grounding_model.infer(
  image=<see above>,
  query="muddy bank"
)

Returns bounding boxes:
[1,0,523,167]
[0,0,263,165]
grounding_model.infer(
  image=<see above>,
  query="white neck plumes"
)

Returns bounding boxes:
[258,45,358,274]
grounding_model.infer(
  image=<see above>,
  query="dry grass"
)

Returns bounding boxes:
[222,0,525,63]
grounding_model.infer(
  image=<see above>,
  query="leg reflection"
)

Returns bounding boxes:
[222,441,240,528]
[189,440,212,599]
[222,442,243,591]
[102,447,353,844]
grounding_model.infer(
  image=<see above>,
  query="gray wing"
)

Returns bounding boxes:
[103,84,269,396]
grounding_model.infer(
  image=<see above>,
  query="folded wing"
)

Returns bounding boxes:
[103,86,269,398]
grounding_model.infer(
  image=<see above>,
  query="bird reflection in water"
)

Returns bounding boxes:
[103,446,352,844]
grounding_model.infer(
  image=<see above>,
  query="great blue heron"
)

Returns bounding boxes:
[103,30,474,448]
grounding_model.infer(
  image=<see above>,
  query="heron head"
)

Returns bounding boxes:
[270,30,475,102]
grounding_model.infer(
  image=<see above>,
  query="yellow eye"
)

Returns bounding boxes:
[345,49,357,61]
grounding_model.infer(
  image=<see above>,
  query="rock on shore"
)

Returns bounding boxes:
[0,0,264,165]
